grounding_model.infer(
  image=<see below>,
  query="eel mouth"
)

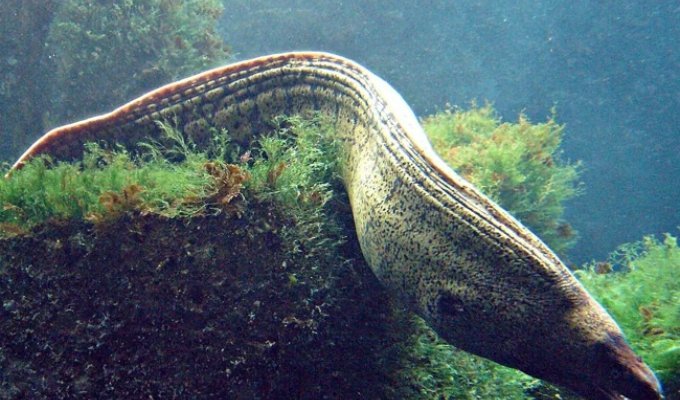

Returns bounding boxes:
[576,335,664,400]
[597,387,631,400]
[522,330,664,400]
[595,384,663,400]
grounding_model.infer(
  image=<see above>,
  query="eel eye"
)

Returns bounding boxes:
[438,291,465,316]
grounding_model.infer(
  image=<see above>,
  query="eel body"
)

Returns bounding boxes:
[10,52,662,400]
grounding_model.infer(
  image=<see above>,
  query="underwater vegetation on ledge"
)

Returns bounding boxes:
[0,116,341,237]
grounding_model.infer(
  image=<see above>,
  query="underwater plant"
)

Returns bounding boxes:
[395,317,540,400]
[422,103,581,255]
[0,115,342,245]
[577,233,680,396]
[46,0,229,123]
[0,143,222,235]
[244,115,346,257]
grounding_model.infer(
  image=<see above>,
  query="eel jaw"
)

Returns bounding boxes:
[578,364,663,400]
[549,332,663,400]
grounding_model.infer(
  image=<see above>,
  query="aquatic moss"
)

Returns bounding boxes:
[244,115,345,257]
[145,114,346,258]
[576,233,680,393]
[422,103,581,255]
[0,115,342,246]
[396,318,539,400]
[0,146,217,235]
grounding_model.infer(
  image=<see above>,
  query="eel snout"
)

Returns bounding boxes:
[562,332,663,400]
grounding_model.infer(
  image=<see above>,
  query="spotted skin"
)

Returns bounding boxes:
[9,52,662,400]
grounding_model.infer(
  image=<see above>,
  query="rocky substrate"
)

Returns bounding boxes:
[0,202,411,399]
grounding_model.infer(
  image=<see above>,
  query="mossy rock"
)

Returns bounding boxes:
[0,203,412,399]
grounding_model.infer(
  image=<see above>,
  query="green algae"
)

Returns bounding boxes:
[577,233,680,394]
[423,103,581,255]
[0,115,343,250]
[245,115,346,257]
[0,145,216,235]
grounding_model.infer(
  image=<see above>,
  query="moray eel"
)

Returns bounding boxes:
[9,52,663,400]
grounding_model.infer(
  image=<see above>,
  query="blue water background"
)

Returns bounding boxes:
[219,0,680,264]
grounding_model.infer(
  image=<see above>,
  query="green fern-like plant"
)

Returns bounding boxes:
[0,144,217,234]
[0,115,343,251]
[245,115,345,257]
[422,104,581,255]
[576,233,680,391]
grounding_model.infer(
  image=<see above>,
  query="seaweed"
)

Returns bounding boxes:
[422,103,581,255]
[0,115,343,252]
[0,144,215,234]
[245,115,345,258]
[577,233,680,395]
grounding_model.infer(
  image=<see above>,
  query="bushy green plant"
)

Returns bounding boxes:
[0,143,218,234]
[0,115,342,248]
[577,233,680,390]
[422,104,581,254]
[46,0,229,123]
[245,115,345,257]
[397,318,537,400]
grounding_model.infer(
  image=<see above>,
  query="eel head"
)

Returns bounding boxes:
[429,286,664,400]
[528,328,663,400]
